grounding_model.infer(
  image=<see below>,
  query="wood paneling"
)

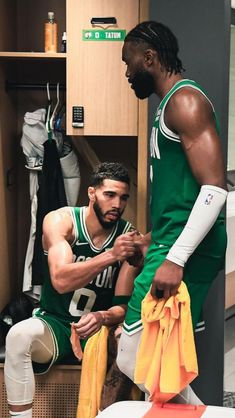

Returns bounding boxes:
[0,2,16,51]
[17,0,66,53]
[225,271,235,310]
[67,0,139,136]
[0,64,18,309]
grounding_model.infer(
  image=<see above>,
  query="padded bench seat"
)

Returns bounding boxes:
[96,401,235,417]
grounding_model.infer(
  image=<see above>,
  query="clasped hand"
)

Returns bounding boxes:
[72,311,104,339]
[111,231,138,261]
[150,259,184,299]
[126,232,149,267]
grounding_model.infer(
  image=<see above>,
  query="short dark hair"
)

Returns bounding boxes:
[89,162,130,187]
[125,20,184,75]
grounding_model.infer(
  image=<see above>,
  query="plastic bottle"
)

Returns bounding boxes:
[44,12,58,53]
[61,31,67,53]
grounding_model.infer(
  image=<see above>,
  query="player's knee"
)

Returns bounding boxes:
[5,323,32,361]
[116,350,122,372]
[116,349,130,377]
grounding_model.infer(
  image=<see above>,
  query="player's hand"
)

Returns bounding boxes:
[126,246,144,267]
[72,311,104,339]
[111,232,136,261]
[150,259,183,299]
[127,232,148,267]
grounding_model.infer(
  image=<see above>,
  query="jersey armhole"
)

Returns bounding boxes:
[159,82,215,142]
[69,207,79,246]
[122,221,132,233]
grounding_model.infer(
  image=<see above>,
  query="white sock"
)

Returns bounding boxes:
[9,408,32,418]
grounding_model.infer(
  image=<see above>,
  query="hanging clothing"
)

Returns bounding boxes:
[60,149,81,206]
[21,109,47,170]
[21,109,81,291]
[21,109,47,296]
[32,138,67,285]
[22,171,41,296]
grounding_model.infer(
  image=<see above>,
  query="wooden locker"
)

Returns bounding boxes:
[67,0,139,136]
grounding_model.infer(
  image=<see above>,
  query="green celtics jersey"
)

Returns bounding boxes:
[39,206,132,322]
[150,79,225,256]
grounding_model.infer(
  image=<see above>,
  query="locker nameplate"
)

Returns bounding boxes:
[83,29,126,41]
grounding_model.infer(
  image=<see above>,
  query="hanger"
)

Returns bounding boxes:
[45,82,53,140]
[45,82,51,124]
[54,103,66,132]
[50,82,60,131]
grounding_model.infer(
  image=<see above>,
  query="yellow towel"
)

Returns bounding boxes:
[134,282,198,403]
[76,326,109,418]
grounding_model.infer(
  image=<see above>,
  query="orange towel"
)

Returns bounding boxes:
[70,323,83,361]
[143,403,206,418]
[134,282,198,403]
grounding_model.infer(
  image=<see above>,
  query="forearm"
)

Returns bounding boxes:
[166,185,227,267]
[72,304,127,339]
[48,231,136,293]
[50,249,118,293]
[99,305,127,327]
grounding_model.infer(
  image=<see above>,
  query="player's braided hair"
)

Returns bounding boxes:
[125,21,184,74]
[89,162,130,187]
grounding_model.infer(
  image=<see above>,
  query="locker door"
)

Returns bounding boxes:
[67,0,139,136]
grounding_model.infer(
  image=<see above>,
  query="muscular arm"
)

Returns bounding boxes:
[151,88,227,299]
[72,261,139,338]
[43,209,136,294]
[166,88,226,188]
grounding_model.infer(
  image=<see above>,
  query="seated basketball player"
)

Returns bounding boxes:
[4,162,139,418]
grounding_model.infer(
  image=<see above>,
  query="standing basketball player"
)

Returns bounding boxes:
[117,21,227,403]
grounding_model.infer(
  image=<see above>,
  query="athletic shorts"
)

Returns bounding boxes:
[32,310,85,374]
[123,242,225,335]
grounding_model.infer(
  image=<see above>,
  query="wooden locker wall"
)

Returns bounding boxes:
[67,0,139,137]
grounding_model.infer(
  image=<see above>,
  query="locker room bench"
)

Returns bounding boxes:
[0,346,81,418]
[96,400,235,417]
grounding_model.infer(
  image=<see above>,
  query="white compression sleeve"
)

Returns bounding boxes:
[117,329,147,393]
[9,409,32,417]
[166,185,228,267]
[4,318,54,406]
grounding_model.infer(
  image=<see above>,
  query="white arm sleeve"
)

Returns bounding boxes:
[166,185,228,267]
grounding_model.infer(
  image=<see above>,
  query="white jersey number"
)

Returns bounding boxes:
[69,288,97,316]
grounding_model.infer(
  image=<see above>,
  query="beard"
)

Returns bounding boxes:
[130,68,155,99]
[93,201,123,230]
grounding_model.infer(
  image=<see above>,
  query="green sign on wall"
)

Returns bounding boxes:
[83,29,126,41]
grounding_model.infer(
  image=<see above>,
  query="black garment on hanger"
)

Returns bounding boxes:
[32,139,67,285]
